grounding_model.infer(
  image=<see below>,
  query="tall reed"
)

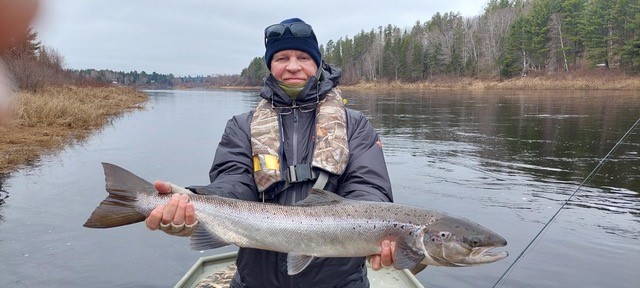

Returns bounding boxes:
[0,86,147,174]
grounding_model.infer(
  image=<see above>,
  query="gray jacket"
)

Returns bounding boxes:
[189,63,393,288]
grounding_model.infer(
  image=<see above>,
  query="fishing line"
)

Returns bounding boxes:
[492,117,640,288]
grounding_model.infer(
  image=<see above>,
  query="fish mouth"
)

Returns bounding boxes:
[441,243,509,266]
[470,246,509,261]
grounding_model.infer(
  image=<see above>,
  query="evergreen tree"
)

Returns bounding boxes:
[448,19,466,76]
[427,42,445,77]
[381,24,397,79]
[408,41,425,81]
[501,17,527,77]
[621,0,640,73]
[560,0,587,69]
[3,27,40,59]
[240,57,268,86]
[524,0,554,71]
[582,0,616,68]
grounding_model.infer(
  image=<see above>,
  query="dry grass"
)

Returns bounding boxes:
[0,86,147,174]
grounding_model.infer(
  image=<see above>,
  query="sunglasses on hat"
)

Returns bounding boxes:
[264,23,315,46]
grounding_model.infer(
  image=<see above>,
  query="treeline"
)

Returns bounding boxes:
[243,0,640,84]
[0,28,102,91]
[2,29,250,90]
[72,69,250,89]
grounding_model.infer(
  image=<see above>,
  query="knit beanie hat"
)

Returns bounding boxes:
[264,18,321,70]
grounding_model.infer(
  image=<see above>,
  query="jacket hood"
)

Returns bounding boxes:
[260,62,342,107]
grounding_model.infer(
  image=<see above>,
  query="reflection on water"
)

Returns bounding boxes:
[0,89,638,288]
[347,89,640,212]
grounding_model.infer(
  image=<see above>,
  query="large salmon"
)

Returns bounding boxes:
[84,163,508,275]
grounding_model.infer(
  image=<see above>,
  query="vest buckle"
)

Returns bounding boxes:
[284,164,317,184]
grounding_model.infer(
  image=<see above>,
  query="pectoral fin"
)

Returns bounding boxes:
[392,230,426,270]
[409,263,429,275]
[287,253,315,275]
[189,224,230,250]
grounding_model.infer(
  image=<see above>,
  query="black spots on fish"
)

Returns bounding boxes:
[391,223,407,230]
[409,231,413,236]
[427,231,450,244]
[432,234,444,243]
[461,236,482,247]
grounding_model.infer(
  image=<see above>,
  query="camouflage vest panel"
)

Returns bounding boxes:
[250,88,349,192]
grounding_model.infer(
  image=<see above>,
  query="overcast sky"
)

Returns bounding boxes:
[34,1,487,77]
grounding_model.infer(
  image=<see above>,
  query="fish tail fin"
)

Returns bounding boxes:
[83,162,156,228]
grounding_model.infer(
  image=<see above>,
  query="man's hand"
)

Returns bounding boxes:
[145,181,197,237]
[370,240,396,270]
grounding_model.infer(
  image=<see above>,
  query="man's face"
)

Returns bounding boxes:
[270,49,318,85]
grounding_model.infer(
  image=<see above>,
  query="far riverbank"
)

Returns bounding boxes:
[208,75,640,91]
[342,75,640,91]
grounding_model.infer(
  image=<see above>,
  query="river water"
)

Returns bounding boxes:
[0,89,638,288]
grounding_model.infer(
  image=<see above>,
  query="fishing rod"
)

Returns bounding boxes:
[492,117,640,288]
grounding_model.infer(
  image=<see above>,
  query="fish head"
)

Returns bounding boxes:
[421,216,508,267]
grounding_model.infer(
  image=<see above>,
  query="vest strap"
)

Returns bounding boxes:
[312,171,330,190]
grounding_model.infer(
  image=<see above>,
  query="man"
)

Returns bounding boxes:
[146,18,395,287]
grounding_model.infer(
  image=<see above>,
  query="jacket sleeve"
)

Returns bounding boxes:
[337,109,393,203]
[187,112,259,201]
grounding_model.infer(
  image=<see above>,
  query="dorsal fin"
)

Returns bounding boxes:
[294,188,345,206]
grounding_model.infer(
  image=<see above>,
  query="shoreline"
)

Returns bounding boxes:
[0,86,147,176]
[341,75,640,91]
[184,75,640,91]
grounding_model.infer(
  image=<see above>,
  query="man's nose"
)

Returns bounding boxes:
[286,59,302,71]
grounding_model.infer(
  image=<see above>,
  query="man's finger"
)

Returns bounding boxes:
[161,194,180,224]
[389,240,396,264]
[154,180,172,194]
[380,240,393,267]
[370,254,382,270]
[172,194,189,225]
[185,202,196,225]
[145,205,165,230]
